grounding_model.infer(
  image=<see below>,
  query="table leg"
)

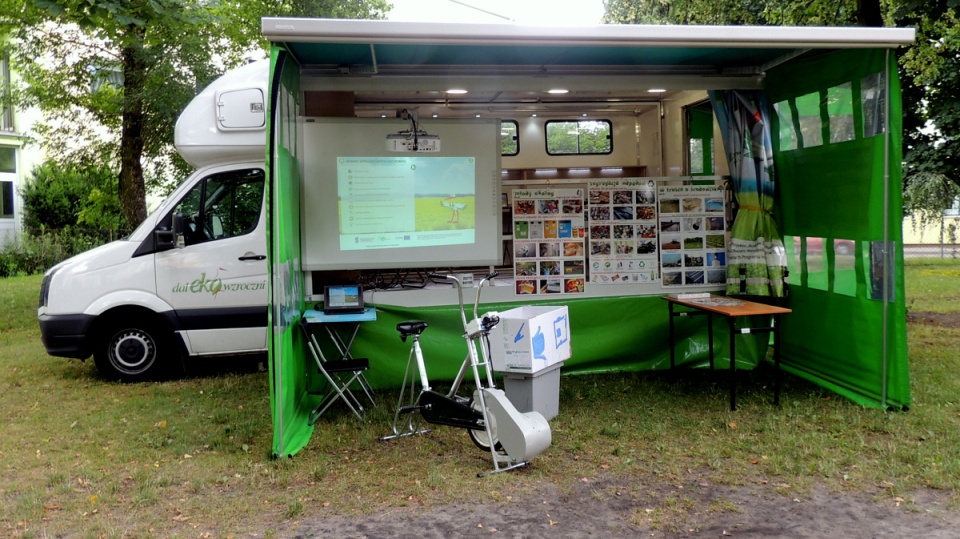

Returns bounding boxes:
[326,323,361,360]
[773,314,781,406]
[729,316,737,411]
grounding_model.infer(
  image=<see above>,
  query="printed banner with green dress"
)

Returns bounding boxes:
[709,90,786,297]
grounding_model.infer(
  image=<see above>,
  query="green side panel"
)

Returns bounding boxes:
[765,49,909,409]
[268,49,313,458]
[776,138,884,239]
[304,295,768,395]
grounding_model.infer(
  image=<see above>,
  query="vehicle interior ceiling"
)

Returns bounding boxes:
[295,50,769,280]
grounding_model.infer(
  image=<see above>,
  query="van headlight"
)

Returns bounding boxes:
[39,268,58,308]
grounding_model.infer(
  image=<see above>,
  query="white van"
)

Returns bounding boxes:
[37,61,271,382]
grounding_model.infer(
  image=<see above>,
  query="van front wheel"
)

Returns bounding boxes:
[94,318,173,383]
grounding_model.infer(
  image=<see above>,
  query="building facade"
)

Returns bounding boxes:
[1,51,44,248]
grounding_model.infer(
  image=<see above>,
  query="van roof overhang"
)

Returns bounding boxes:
[261,19,915,115]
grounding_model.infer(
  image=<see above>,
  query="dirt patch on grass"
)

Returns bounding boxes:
[908,311,960,328]
[284,475,960,538]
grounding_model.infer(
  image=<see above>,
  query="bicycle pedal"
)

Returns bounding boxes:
[398,405,423,414]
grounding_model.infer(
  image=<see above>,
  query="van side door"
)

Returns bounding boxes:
[155,167,268,355]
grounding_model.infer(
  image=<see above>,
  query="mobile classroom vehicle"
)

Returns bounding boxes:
[38,18,915,458]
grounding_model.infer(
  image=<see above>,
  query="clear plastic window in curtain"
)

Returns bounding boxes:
[795,92,823,148]
[785,235,802,285]
[805,237,828,291]
[861,72,886,138]
[833,239,858,297]
[774,100,798,151]
[828,83,855,144]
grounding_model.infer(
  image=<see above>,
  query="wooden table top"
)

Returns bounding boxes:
[662,294,792,317]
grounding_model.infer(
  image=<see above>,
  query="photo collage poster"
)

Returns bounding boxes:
[586,179,661,285]
[657,184,727,287]
[512,189,587,295]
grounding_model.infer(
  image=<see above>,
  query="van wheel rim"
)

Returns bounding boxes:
[110,331,155,372]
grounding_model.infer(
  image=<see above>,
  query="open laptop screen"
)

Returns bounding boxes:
[323,285,365,314]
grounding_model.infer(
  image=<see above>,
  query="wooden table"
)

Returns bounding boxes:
[663,295,791,411]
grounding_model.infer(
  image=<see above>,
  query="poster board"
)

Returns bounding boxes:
[657,184,727,288]
[511,188,587,295]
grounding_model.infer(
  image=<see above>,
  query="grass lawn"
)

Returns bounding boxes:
[2,259,959,538]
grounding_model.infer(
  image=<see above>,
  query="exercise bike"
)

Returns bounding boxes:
[380,272,551,476]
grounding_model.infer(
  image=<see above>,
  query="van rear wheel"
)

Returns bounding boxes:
[94,318,175,383]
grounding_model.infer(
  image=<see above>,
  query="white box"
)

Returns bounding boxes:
[489,305,571,373]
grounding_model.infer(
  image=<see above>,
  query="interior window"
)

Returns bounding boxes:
[501,120,519,156]
[545,120,612,155]
[173,169,264,246]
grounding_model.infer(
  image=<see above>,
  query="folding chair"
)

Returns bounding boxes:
[300,317,373,424]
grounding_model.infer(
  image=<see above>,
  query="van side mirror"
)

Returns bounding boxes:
[155,213,186,251]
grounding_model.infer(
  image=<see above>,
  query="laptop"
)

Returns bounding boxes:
[323,285,365,315]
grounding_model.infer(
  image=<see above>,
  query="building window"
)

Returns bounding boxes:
[0,146,15,218]
[545,119,612,155]
[1,181,13,218]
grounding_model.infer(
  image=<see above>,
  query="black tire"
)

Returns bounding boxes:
[93,316,175,383]
[468,396,504,452]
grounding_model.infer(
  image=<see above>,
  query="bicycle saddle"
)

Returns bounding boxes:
[397,320,429,342]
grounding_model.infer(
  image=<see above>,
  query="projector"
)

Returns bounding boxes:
[385,134,441,152]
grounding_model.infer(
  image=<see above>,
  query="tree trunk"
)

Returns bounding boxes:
[857,0,883,27]
[118,33,147,230]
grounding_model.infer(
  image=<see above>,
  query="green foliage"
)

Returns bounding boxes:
[897,7,960,202]
[0,0,392,228]
[0,227,102,276]
[603,0,958,219]
[5,160,124,276]
[19,160,124,235]
[602,0,861,25]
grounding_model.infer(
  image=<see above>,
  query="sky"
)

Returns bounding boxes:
[386,0,606,25]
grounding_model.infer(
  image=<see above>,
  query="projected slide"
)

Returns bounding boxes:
[300,117,501,271]
[337,156,476,251]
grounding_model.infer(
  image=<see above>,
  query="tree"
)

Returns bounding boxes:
[0,0,390,232]
[895,2,960,218]
[603,0,959,221]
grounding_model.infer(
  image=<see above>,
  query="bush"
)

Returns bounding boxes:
[0,227,103,277]
[1,160,127,277]
[20,161,125,237]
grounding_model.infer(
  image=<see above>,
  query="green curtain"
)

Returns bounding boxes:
[764,49,909,410]
[709,90,786,297]
[267,50,314,458]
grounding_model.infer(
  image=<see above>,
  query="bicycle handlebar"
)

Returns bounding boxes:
[428,271,500,328]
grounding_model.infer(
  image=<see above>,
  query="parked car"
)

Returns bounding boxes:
[793,236,856,255]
